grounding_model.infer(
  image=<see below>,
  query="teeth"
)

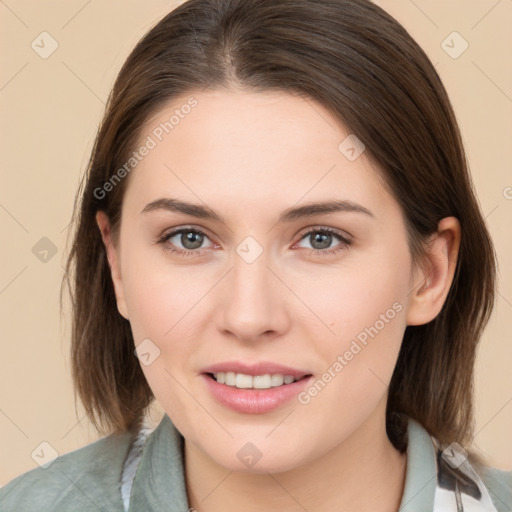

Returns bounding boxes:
[271,374,284,387]
[212,372,299,389]
[235,373,253,389]
[254,374,272,389]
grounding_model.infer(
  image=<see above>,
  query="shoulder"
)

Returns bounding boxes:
[0,430,134,512]
[475,464,512,512]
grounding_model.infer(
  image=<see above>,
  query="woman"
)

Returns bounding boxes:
[1,0,510,510]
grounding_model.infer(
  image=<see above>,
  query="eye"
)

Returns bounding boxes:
[156,226,352,257]
[295,227,351,256]
[156,227,215,256]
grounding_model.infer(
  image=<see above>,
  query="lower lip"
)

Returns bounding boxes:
[201,373,313,414]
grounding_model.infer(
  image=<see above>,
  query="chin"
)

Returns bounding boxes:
[203,438,310,475]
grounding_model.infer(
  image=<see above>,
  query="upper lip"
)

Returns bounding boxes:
[200,361,311,379]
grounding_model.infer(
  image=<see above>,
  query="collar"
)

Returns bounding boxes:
[127,414,496,511]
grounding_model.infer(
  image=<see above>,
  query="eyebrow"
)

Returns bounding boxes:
[141,198,374,223]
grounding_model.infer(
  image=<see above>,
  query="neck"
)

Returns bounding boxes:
[184,399,407,512]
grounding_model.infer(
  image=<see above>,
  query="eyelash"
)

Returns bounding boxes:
[156,226,352,257]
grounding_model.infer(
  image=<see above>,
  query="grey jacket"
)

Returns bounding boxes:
[1,414,510,511]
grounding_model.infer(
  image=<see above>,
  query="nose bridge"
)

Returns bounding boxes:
[219,239,287,339]
[233,247,271,301]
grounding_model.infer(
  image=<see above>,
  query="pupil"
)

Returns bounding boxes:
[182,231,203,249]
[312,232,331,250]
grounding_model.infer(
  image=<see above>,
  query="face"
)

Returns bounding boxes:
[99,88,423,473]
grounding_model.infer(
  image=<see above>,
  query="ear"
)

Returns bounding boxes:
[406,216,461,326]
[95,211,130,320]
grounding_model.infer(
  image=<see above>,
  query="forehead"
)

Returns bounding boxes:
[122,88,395,220]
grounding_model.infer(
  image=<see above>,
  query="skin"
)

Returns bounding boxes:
[96,87,461,511]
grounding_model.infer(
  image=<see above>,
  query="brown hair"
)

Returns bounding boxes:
[62,0,497,464]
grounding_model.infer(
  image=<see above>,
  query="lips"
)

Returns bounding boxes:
[199,361,314,414]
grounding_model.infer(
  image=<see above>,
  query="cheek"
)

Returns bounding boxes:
[292,243,410,411]
[294,244,410,353]
[120,239,205,342]
[120,250,208,428]
[293,291,407,450]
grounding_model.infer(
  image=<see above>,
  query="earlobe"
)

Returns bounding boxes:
[406,217,461,326]
[95,211,130,320]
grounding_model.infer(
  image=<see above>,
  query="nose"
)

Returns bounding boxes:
[217,246,291,343]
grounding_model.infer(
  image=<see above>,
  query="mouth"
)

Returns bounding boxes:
[206,371,311,389]
[199,362,314,414]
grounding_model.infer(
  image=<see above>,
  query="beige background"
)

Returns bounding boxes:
[0,0,511,486]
